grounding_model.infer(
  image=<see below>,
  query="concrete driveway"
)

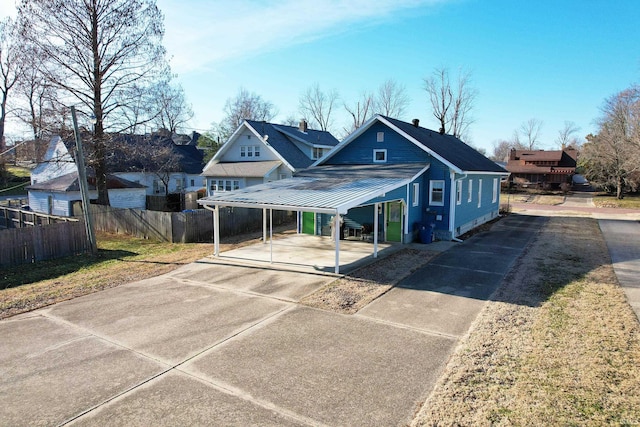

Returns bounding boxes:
[1,216,541,426]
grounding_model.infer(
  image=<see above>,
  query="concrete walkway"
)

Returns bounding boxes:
[599,219,640,321]
[0,215,541,426]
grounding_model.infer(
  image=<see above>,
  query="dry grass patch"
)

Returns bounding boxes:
[1,226,295,319]
[412,217,640,426]
[301,248,437,314]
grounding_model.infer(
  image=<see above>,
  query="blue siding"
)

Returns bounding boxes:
[423,159,451,233]
[328,122,429,164]
[453,174,500,234]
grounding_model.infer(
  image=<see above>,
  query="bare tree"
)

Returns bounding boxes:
[491,140,513,162]
[374,78,410,118]
[217,87,277,140]
[18,0,168,205]
[424,67,476,139]
[0,18,25,179]
[150,80,193,133]
[581,87,640,198]
[555,120,581,149]
[519,118,543,149]
[344,91,374,134]
[299,83,339,132]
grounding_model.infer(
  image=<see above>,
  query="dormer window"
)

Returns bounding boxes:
[313,147,324,159]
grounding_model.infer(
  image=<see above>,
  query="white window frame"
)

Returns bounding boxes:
[373,149,387,163]
[468,179,473,203]
[312,147,323,159]
[412,183,420,207]
[429,180,445,206]
[377,132,384,142]
[478,179,483,208]
[240,145,260,158]
[492,178,498,203]
[456,180,462,205]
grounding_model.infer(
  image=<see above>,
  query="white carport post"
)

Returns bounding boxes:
[270,208,273,264]
[213,205,220,257]
[263,208,267,243]
[373,202,379,258]
[334,213,341,274]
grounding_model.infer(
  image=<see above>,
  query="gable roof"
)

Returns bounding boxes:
[209,120,340,172]
[318,115,507,174]
[27,171,146,192]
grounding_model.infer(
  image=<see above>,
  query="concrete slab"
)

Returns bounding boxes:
[0,317,163,427]
[172,259,333,301]
[71,371,306,427]
[46,276,289,365]
[213,234,392,274]
[184,307,457,427]
[357,278,499,337]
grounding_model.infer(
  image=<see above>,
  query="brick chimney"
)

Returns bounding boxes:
[299,119,308,133]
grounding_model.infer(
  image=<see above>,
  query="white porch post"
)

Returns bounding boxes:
[269,208,273,264]
[213,205,220,257]
[373,203,379,258]
[263,208,267,243]
[334,213,340,274]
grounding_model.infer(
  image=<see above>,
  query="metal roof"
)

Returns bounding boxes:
[198,164,428,214]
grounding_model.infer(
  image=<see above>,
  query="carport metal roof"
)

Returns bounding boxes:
[197,163,429,274]
[198,163,429,215]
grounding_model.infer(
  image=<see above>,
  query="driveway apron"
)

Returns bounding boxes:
[358,215,546,337]
[599,219,640,320]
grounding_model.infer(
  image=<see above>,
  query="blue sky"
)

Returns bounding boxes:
[3,0,639,154]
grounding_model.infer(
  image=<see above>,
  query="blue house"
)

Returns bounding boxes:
[199,115,508,272]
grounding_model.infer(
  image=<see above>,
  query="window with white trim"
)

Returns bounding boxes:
[412,183,419,207]
[478,179,483,208]
[373,149,387,163]
[240,145,260,158]
[468,179,473,203]
[429,180,445,206]
[377,132,384,142]
[456,180,462,205]
[210,179,240,192]
[312,147,323,159]
[492,178,498,203]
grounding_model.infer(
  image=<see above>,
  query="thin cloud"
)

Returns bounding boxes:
[159,0,445,73]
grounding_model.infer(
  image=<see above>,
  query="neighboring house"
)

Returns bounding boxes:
[201,120,340,196]
[28,131,205,215]
[506,148,577,189]
[200,115,508,246]
[27,172,146,216]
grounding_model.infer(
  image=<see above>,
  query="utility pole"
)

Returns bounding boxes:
[71,106,97,254]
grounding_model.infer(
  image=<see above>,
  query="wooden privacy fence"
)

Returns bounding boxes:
[0,206,77,230]
[0,221,90,268]
[90,205,294,243]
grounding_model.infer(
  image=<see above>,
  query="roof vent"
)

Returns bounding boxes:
[412,119,419,127]
[299,119,308,133]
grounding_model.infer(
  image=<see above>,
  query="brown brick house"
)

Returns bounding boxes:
[506,148,577,189]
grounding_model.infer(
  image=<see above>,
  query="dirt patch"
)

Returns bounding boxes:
[411,216,640,426]
[301,249,437,314]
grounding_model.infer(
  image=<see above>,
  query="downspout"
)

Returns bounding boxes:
[450,172,467,243]
[449,170,456,240]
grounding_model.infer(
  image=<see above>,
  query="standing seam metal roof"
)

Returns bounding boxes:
[198,164,427,214]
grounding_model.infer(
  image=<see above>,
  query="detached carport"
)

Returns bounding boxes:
[198,164,428,273]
